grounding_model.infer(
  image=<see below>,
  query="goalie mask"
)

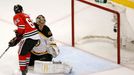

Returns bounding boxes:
[36,15,46,25]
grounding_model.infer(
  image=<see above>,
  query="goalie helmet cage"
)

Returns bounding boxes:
[71,0,121,64]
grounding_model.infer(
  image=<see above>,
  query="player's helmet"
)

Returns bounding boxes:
[36,15,46,25]
[14,4,23,14]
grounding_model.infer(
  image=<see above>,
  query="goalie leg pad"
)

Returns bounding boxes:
[34,61,72,74]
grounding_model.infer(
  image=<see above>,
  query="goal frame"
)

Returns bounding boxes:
[71,0,121,64]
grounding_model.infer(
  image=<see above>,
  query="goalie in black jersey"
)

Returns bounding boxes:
[29,15,59,66]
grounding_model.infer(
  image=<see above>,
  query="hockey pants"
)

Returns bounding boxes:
[18,38,38,71]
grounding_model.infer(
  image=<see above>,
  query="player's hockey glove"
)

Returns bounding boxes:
[9,37,21,47]
[9,31,22,47]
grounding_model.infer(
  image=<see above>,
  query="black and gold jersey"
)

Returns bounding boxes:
[34,23,52,38]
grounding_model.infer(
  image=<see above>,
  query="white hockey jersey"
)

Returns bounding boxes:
[32,32,60,57]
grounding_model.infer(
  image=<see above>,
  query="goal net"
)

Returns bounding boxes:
[73,0,134,65]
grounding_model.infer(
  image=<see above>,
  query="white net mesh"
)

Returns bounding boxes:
[74,0,134,65]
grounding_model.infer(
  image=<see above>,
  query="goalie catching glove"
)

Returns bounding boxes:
[46,41,60,58]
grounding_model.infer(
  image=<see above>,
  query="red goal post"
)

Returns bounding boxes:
[71,0,121,64]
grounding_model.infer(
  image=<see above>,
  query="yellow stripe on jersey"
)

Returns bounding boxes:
[31,50,48,55]
[38,32,49,40]
[112,0,134,9]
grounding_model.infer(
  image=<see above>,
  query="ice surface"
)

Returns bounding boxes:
[0,0,134,75]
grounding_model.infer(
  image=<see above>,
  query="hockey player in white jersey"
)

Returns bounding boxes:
[29,15,60,66]
[28,15,72,75]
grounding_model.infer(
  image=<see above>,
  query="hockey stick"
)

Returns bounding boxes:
[0,46,10,59]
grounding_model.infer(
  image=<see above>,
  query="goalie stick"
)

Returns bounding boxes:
[0,46,10,59]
